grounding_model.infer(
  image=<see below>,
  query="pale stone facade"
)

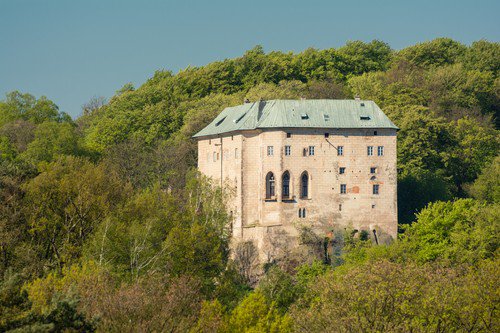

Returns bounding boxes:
[197,125,398,262]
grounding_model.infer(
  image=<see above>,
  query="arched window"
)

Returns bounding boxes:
[301,172,309,199]
[266,172,275,199]
[282,171,290,199]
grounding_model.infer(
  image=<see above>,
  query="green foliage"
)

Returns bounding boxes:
[257,266,297,311]
[400,199,499,264]
[291,259,499,333]
[394,38,467,68]
[467,156,500,203]
[20,121,79,165]
[23,156,129,268]
[398,169,452,224]
[463,39,500,73]
[0,91,69,126]
[227,291,292,333]
[1,39,499,332]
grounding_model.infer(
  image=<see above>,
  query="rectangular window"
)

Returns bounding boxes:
[378,146,384,156]
[367,146,373,156]
[285,145,291,156]
[213,152,216,162]
[339,167,345,174]
[338,146,344,156]
[324,133,329,138]
[267,146,274,156]
[339,204,342,211]
[340,184,346,194]
[373,184,379,195]
[286,133,291,138]
[309,146,315,156]
[235,148,239,159]
[370,167,376,174]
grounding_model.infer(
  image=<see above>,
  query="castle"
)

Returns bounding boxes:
[194,99,398,262]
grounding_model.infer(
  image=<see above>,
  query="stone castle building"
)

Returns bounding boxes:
[194,99,398,261]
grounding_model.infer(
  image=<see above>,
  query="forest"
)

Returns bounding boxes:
[0,38,499,332]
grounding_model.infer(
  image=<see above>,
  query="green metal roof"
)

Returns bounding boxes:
[193,99,398,138]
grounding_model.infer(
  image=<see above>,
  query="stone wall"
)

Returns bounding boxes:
[197,127,398,262]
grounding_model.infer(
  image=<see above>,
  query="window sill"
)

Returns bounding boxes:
[264,199,277,202]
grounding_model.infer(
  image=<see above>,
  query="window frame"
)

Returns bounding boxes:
[340,184,347,194]
[265,172,276,199]
[339,167,346,174]
[309,146,315,156]
[267,146,274,156]
[367,146,373,156]
[337,146,344,156]
[284,145,291,156]
[373,184,379,195]
[282,171,290,200]
[300,172,309,199]
[377,146,384,156]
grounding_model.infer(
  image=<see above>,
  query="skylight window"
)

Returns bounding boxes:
[215,116,226,126]
[301,114,308,119]
[323,114,330,121]
[360,116,371,120]
[234,113,246,123]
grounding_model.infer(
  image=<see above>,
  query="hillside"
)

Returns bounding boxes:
[0,38,499,332]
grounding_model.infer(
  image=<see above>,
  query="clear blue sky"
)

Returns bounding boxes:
[1,0,499,117]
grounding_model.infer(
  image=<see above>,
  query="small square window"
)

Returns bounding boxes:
[370,167,377,174]
[367,146,373,156]
[286,133,291,138]
[324,133,329,138]
[373,184,379,195]
[377,146,384,156]
[339,167,346,174]
[374,131,378,136]
[309,146,315,156]
[340,184,346,194]
[267,146,274,156]
[285,145,291,156]
[338,146,344,156]
[372,204,376,209]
